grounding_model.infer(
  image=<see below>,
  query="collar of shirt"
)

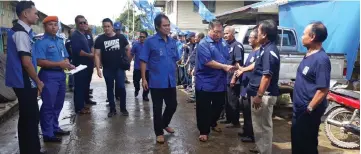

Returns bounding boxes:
[227,39,236,45]
[261,41,274,49]
[43,33,59,40]
[17,20,32,33]
[155,33,170,41]
[205,36,214,43]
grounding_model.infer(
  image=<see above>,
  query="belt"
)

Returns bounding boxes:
[41,68,63,72]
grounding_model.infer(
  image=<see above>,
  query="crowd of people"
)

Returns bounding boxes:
[5,1,332,154]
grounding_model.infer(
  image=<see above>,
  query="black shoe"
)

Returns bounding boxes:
[125,80,131,84]
[135,91,139,97]
[43,136,62,143]
[249,146,260,153]
[219,120,231,124]
[89,89,93,94]
[241,136,255,143]
[89,95,93,99]
[121,110,129,116]
[143,97,149,101]
[86,100,97,105]
[106,99,109,102]
[108,110,117,117]
[54,129,70,136]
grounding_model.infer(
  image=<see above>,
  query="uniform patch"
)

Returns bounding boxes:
[302,66,309,75]
[229,47,233,53]
[270,51,279,60]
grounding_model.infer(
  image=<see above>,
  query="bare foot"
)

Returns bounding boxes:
[199,135,208,142]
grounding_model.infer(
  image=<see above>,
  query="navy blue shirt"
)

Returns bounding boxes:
[195,36,229,92]
[139,33,180,88]
[226,39,244,84]
[241,49,259,97]
[85,33,94,67]
[247,41,280,96]
[293,49,331,113]
[71,30,91,66]
[35,34,69,67]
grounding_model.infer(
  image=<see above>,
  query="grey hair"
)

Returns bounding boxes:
[225,26,236,35]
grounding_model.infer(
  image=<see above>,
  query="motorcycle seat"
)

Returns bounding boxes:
[331,89,360,100]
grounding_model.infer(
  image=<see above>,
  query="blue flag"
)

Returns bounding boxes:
[192,0,216,22]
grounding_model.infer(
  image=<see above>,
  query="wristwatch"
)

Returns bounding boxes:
[257,93,263,98]
[307,106,313,112]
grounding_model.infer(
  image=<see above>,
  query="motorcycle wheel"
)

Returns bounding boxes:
[324,107,360,149]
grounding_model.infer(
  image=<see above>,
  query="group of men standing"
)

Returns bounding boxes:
[4,1,331,154]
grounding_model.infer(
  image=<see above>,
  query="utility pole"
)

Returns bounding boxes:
[127,0,130,39]
[132,3,135,39]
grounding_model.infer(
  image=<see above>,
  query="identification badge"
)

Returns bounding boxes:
[302,66,309,75]
[61,50,65,57]
[229,47,233,53]
[87,35,91,39]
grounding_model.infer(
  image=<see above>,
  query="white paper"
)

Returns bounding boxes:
[66,65,87,75]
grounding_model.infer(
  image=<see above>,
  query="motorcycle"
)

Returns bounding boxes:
[324,81,360,149]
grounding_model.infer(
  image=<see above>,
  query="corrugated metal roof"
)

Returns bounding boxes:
[251,0,289,9]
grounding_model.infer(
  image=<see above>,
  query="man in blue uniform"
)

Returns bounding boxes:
[223,26,244,128]
[140,14,179,144]
[195,20,237,142]
[247,20,280,154]
[35,16,75,143]
[71,15,94,114]
[5,1,44,153]
[292,22,331,154]
[131,30,149,101]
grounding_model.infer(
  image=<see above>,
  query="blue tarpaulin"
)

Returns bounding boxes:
[279,1,360,80]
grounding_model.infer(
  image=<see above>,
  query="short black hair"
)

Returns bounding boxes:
[74,15,85,24]
[140,30,148,37]
[208,20,223,30]
[12,19,18,26]
[16,1,35,17]
[102,18,113,26]
[309,21,328,43]
[259,20,278,42]
[154,13,170,32]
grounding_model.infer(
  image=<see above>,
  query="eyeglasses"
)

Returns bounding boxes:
[78,21,87,25]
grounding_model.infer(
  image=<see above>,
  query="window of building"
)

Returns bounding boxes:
[193,1,216,13]
[166,0,173,14]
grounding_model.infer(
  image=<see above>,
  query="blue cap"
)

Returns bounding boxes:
[178,32,185,36]
[186,32,195,39]
[114,22,122,30]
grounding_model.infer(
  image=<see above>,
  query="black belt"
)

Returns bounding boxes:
[41,68,63,72]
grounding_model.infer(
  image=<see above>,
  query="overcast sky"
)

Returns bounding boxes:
[32,0,130,26]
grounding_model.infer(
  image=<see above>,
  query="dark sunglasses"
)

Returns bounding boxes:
[139,36,146,38]
[78,21,87,25]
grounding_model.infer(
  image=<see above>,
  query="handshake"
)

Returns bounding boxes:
[60,59,75,70]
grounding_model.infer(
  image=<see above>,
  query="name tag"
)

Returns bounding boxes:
[87,35,91,39]
[302,66,309,75]
[250,57,254,63]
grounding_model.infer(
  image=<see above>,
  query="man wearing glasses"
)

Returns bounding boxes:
[131,31,149,101]
[71,15,94,114]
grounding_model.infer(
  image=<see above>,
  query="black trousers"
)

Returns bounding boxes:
[133,69,149,97]
[291,107,325,154]
[85,66,93,103]
[13,88,41,154]
[150,88,177,136]
[226,84,241,125]
[196,90,226,135]
[241,96,254,137]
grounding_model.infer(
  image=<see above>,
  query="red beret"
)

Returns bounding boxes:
[43,16,58,24]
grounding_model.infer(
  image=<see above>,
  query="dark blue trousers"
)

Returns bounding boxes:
[103,67,126,112]
[39,70,66,137]
[74,68,88,112]
[291,107,325,154]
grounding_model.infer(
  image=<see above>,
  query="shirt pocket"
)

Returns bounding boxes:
[45,46,58,59]
[150,47,164,62]
[168,47,178,61]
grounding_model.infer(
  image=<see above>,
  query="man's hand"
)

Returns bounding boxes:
[223,65,237,73]
[252,96,262,109]
[59,60,74,69]
[230,77,236,88]
[97,70,102,78]
[142,79,149,91]
[36,81,44,96]
[235,69,244,77]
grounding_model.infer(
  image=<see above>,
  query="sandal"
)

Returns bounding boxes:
[156,135,165,144]
[198,135,208,142]
[164,127,175,134]
[211,126,222,133]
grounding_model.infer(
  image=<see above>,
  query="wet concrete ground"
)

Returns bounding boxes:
[0,67,359,154]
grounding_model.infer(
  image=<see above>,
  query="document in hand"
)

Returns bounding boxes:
[66,65,87,75]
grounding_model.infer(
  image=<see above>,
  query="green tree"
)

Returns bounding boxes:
[115,9,143,36]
